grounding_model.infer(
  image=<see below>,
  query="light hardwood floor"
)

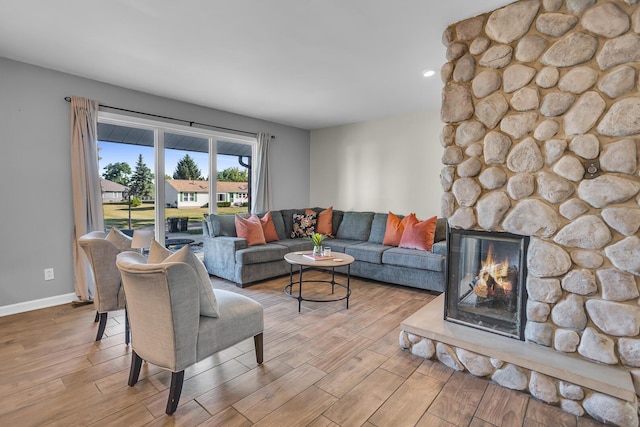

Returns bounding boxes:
[0,271,605,426]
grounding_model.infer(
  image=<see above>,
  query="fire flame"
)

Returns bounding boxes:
[477,245,512,293]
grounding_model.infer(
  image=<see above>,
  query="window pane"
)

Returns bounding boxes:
[98,124,155,235]
[164,133,208,237]
[98,117,256,244]
[216,153,249,214]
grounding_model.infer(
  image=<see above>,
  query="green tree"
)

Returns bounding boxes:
[217,167,248,182]
[173,154,203,180]
[102,162,131,186]
[129,154,154,198]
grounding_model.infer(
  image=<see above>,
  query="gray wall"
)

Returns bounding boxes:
[310,110,442,219]
[0,57,310,307]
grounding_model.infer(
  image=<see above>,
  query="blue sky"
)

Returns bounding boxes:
[98,141,245,181]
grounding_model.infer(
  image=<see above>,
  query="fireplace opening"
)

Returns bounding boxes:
[445,228,529,340]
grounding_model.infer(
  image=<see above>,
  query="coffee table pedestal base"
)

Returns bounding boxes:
[284,264,351,312]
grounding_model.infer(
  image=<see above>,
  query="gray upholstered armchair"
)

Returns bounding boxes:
[115,250,264,415]
[78,230,130,343]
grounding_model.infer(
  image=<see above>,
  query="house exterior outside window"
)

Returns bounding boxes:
[165,179,247,208]
[182,192,196,202]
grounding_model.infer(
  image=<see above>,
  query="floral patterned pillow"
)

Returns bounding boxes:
[291,213,317,238]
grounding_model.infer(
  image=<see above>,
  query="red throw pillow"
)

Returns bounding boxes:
[258,211,279,242]
[306,207,333,236]
[399,215,438,251]
[235,214,266,246]
[382,212,416,246]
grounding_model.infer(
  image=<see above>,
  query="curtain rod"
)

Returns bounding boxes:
[64,96,274,138]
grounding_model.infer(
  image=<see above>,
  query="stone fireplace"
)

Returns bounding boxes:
[400,0,640,425]
[445,228,529,340]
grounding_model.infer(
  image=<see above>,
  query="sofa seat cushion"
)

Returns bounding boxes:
[323,238,365,253]
[270,238,313,252]
[197,289,263,359]
[235,243,289,265]
[432,241,447,256]
[382,247,445,272]
[345,242,391,264]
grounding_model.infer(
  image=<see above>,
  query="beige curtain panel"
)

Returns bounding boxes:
[252,132,272,213]
[70,96,104,301]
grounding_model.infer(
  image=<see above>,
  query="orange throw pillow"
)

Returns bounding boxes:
[258,211,279,242]
[306,207,333,236]
[235,214,266,246]
[399,215,438,251]
[382,212,416,246]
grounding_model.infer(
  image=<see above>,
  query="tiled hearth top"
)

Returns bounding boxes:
[401,294,635,402]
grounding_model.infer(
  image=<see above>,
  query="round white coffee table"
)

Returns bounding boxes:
[283,251,355,312]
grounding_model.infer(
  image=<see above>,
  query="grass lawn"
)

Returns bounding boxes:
[103,202,248,231]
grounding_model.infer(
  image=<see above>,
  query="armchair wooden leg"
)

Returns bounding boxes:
[254,333,264,364]
[124,308,130,345]
[96,312,108,341]
[128,351,143,386]
[166,371,185,415]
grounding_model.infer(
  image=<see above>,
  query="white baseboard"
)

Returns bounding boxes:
[0,293,78,317]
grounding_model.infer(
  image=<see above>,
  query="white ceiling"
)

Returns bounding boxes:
[0,0,510,130]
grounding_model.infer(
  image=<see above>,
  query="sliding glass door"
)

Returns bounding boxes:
[164,132,209,239]
[97,123,156,234]
[97,111,255,243]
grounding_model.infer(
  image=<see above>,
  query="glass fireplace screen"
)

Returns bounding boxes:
[445,228,529,340]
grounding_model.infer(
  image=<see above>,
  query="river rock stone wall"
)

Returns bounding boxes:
[438,0,640,412]
[400,331,638,426]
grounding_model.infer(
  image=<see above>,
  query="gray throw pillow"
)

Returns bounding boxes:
[105,227,132,250]
[164,245,219,317]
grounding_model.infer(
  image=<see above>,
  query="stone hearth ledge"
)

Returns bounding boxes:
[401,294,634,403]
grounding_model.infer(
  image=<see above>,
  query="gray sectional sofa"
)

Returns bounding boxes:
[202,208,447,292]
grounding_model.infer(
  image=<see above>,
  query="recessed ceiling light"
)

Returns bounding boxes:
[422,69,435,78]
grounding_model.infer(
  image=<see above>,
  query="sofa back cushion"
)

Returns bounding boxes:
[336,211,374,241]
[331,209,344,236]
[435,217,447,243]
[206,214,237,237]
[267,211,287,240]
[368,213,388,244]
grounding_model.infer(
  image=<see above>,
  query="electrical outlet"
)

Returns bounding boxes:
[44,268,54,281]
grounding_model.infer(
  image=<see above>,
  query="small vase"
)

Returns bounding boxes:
[313,246,322,256]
